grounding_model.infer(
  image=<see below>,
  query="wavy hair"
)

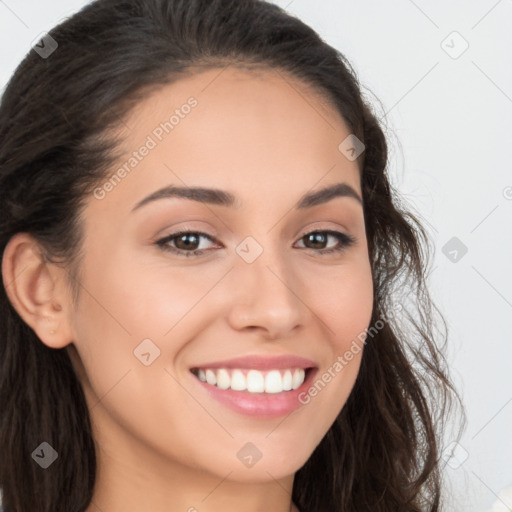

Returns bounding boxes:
[0,0,464,510]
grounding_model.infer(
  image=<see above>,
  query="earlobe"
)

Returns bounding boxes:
[1,232,74,349]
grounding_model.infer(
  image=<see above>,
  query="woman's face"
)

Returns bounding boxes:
[67,66,373,485]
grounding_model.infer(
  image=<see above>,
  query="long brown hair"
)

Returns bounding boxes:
[0,0,464,510]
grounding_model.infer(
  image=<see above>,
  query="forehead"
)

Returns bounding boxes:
[126,64,345,129]
[88,65,361,217]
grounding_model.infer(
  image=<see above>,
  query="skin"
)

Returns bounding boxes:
[3,66,374,512]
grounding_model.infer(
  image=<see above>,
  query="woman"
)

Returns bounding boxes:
[0,0,464,511]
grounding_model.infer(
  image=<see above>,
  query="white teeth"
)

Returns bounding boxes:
[205,369,216,385]
[194,367,307,393]
[216,368,231,390]
[265,370,283,394]
[282,369,293,391]
[292,369,304,390]
[230,369,247,391]
[247,370,264,392]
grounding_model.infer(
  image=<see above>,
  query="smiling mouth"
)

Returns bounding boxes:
[190,366,315,394]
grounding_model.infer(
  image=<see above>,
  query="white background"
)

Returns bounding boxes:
[1,1,511,511]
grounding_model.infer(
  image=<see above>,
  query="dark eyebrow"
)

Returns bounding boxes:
[130,182,362,212]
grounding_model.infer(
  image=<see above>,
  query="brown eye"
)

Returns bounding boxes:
[174,233,201,251]
[296,230,356,254]
[155,231,218,257]
[303,232,328,249]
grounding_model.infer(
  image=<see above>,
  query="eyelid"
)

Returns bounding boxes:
[153,229,220,250]
[150,221,219,243]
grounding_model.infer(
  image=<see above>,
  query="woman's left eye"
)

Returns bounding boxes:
[155,229,356,258]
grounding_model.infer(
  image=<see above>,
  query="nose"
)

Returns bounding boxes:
[226,245,308,340]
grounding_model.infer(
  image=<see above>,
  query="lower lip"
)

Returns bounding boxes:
[190,368,318,418]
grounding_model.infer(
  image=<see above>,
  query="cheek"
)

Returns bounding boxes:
[300,257,373,407]
[68,251,225,391]
[333,272,374,345]
[75,248,213,338]
[311,257,374,343]
[67,255,206,458]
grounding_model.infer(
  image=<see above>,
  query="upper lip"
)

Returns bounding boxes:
[190,354,318,371]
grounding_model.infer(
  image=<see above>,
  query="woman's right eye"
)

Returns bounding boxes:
[155,231,219,257]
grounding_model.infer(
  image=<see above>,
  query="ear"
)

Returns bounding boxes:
[2,232,74,349]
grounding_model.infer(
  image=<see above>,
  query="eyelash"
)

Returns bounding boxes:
[154,229,356,258]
